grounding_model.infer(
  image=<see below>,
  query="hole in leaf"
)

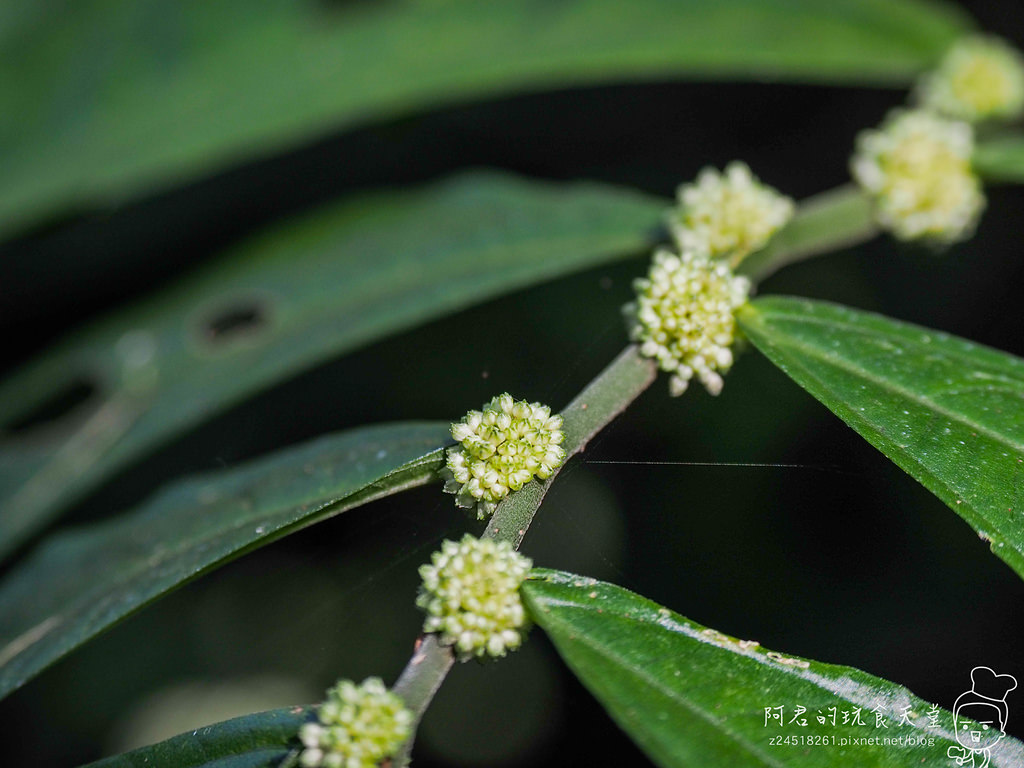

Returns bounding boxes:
[4,377,98,435]
[202,301,270,343]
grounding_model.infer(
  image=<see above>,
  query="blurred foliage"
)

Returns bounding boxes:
[0,172,659,557]
[1,1,1023,767]
[0,0,968,235]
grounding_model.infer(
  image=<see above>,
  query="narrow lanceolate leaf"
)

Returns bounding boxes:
[0,0,970,235]
[0,422,451,702]
[738,297,1024,579]
[974,136,1024,183]
[0,171,660,560]
[524,570,1024,768]
[83,706,311,768]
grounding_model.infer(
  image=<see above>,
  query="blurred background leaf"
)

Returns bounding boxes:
[2,0,1023,766]
[0,0,970,236]
[0,172,659,558]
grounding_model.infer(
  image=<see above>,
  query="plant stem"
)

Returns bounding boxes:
[389,185,882,765]
[390,345,657,765]
[973,133,1024,183]
[739,184,878,283]
[484,345,657,547]
[390,634,455,755]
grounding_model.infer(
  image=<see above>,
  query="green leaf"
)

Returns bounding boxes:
[0,171,660,559]
[82,706,309,768]
[737,297,1024,579]
[523,569,1024,767]
[0,421,450,702]
[0,0,970,235]
[974,136,1024,183]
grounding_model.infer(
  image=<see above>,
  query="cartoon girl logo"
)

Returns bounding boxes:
[947,666,1017,768]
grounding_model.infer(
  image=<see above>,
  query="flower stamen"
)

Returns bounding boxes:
[298,677,412,768]
[417,534,532,660]
[626,247,750,396]
[444,394,565,519]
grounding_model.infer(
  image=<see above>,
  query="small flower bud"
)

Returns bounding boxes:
[444,394,565,519]
[851,109,984,244]
[416,534,532,660]
[297,677,412,768]
[626,247,750,396]
[669,161,793,266]
[915,35,1024,122]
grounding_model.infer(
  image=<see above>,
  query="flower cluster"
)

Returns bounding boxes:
[298,678,412,768]
[915,35,1024,122]
[417,534,532,660]
[444,394,565,519]
[627,248,751,396]
[669,161,794,265]
[851,109,984,244]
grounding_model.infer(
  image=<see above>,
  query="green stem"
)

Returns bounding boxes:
[973,133,1024,183]
[484,345,657,547]
[736,139,1024,278]
[738,184,878,283]
[390,634,455,765]
[389,184,888,765]
[390,345,657,765]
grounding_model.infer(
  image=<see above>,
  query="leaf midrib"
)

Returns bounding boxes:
[25,457,441,606]
[744,315,1024,571]
[754,317,1024,456]
[754,308,1024,376]
[534,599,789,768]
[0,452,444,691]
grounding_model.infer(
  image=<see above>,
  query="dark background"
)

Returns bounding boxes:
[2,1,1024,765]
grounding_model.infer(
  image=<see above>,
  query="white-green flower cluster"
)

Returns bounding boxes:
[915,35,1024,122]
[298,677,412,768]
[444,394,565,519]
[417,534,532,659]
[627,248,751,396]
[851,109,984,244]
[669,161,794,265]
